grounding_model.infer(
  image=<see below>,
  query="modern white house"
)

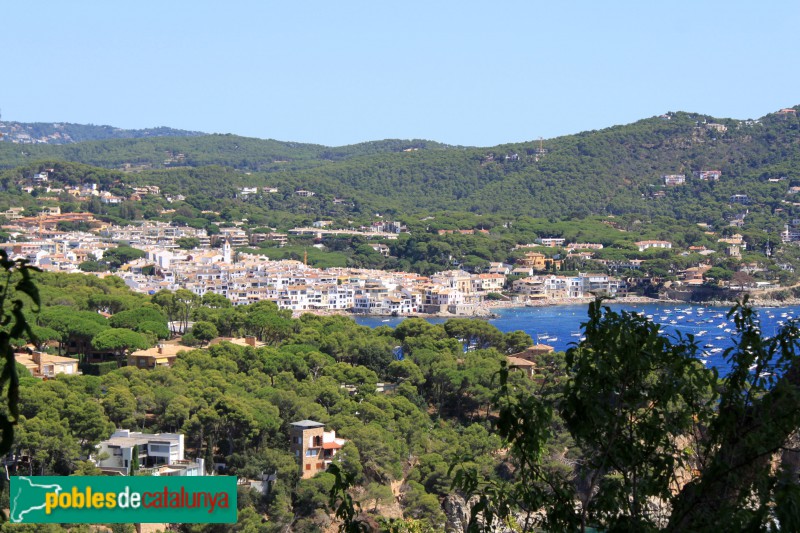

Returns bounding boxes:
[95,429,204,476]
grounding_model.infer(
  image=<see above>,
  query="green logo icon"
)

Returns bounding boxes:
[10,476,237,524]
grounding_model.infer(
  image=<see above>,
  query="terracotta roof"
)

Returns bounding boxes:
[507,356,536,367]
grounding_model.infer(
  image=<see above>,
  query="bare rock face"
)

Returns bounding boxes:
[444,494,471,532]
[444,494,529,532]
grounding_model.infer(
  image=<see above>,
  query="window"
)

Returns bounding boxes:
[305,464,311,471]
[316,463,324,470]
[305,449,317,457]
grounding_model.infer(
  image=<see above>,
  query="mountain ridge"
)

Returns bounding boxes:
[0,120,206,145]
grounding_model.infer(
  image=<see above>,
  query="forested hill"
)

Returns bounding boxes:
[0,121,206,145]
[1,107,799,225]
[0,132,457,170]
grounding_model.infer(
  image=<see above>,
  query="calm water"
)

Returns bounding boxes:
[354,302,800,375]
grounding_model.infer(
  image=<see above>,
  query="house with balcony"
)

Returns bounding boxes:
[512,276,547,299]
[289,420,347,479]
[128,343,186,369]
[472,273,506,293]
[694,170,722,181]
[95,429,203,476]
[663,174,686,186]
[536,237,566,247]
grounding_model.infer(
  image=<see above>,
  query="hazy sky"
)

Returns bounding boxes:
[3,1,798,146]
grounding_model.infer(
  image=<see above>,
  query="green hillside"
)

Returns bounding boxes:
[1,109,798,228]
[2,107,800,279]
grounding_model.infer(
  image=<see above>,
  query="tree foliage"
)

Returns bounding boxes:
[452,298,800,532]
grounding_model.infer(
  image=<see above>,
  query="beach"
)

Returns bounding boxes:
[293,294,677,319]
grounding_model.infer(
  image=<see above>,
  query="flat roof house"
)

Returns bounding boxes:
[95,429,203,476]
[289,420,347,479]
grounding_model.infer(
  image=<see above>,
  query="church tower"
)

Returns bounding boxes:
[222,237,232,264]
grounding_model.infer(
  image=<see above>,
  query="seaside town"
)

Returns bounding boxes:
[0,208,628,317]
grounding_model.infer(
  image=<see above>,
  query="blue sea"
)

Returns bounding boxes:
[353,302,800,376]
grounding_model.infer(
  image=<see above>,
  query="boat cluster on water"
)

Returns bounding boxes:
[630,306,796,371]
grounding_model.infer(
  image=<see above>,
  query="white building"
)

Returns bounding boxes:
[635,240,673,252]
[95,429,203,476]
[536,237,566,247]
[663,174,686,186]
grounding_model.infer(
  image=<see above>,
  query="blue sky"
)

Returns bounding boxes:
[3,1,799,146]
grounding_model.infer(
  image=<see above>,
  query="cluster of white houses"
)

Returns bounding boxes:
[0,214,629,315]
[513,273,626,300]
[118,245,626,315]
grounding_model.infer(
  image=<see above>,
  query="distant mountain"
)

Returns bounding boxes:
[0,121,206,145]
